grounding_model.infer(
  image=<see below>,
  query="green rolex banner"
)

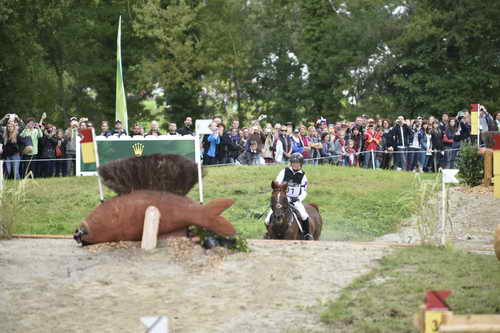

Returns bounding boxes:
[77,137,200,175]
[116,16,128,131]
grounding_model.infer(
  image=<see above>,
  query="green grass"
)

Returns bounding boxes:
[8,165,431,239]
[320,246,500,332]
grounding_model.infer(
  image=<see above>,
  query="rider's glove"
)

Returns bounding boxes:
[290,197,298,203]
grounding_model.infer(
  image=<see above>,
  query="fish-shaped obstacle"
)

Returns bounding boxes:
[74,154,235,245]
[74,191,235,245]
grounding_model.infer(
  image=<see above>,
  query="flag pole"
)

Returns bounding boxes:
[92,128,104,203]
[116,16,128,131]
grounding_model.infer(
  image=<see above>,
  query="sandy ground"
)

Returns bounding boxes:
[377,185,500,254]
[0,238,389,333]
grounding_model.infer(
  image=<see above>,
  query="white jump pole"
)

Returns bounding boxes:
[440,173,447,246]
[195,135,204,203]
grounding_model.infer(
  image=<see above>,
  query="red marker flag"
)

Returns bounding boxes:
[80,128,96,164]
[425,290,452,311]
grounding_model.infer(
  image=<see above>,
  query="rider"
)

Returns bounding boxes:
[265,152,312,240]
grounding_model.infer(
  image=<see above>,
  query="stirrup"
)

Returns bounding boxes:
[303,233,313,240]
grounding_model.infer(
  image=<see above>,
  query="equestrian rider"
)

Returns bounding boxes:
[265,152,312,240]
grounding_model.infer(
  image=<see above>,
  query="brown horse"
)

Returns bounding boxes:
[266,181,323,240]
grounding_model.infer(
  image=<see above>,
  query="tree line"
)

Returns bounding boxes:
[1,0,499,128]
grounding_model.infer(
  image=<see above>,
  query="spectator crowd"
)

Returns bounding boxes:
[1,109,499,180]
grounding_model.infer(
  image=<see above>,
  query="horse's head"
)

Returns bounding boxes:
[271,181,289,220]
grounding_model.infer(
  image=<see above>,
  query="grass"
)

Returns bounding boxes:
[7,164,431,240]
[320,246,500,332]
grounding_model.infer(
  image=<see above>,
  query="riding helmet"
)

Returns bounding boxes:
[290,152,304,165]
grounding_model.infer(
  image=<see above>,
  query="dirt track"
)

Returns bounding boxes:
[0,238,389,333]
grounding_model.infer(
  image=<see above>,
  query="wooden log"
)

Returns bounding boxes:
[440,312,500,332]
[141,206,161,250]
[440,324,500,332]
[12,234,73,239]
[495,224,500,261]
[481,148,494,187]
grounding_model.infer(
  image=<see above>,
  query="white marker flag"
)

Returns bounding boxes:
[442,169,460,184]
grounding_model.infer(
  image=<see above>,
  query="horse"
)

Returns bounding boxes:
[266,181,323,240]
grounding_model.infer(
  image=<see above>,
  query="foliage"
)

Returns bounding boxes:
[457,144,483,187]
[189,226,250,253]
[411,174,441,245]
[0,173,35,238]
[320,246,500,332]
[3,1,500,124]
[11,165,431,241]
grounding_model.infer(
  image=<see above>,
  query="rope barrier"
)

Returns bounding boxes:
[203,147,463,167]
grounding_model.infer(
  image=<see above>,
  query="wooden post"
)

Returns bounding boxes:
[141,206,161,250]
[482,149,493,186]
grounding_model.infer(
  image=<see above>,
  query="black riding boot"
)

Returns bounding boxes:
[302,218,312,240]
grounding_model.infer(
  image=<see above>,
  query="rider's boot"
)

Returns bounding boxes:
[302,218,313,240]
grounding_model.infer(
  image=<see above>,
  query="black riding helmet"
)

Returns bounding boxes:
[290,152,304,165]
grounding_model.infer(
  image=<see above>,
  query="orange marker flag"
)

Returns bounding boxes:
[80,128,96,164]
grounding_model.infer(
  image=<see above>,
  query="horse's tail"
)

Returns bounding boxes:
[200,198,237,236]
[309,202,320,213]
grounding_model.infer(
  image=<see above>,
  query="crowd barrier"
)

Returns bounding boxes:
[0,147,462,165]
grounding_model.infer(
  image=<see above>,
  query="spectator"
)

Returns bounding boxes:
[274,126,291,163]
[496,112,500,129]
[261,124,275,164]
[177,117,194,136]
[203,122,220,165]
[290,128,304,154]
[330,132,346,166]
[380,120,393,169]
[217,123,234,164]
[231,120,240,131]
[100,121,113,137]
[344,139,358,167]
[54,129,67,177]
[349,126,363,157]
[166,123,178,136]
[227,127,243,163]
[439,113,449,132]
[308,126,322,165]
[299,125,311,162]
[443,118,458,168]
[390,116,411,171]
[363,120,381,169]
[112,120,128,137]
[237,140,265,165]
[430,121,444,171]
[2,121,23,179]
[131,124,144,138]
[39,124,58,177]
[20,114,45,177]
[65,117,79,176]
[407,119,424,172]
[421,122,433,172]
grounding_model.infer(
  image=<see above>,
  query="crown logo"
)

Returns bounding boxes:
[132,143,144,157]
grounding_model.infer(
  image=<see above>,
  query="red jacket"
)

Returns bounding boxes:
[364,129,381,151]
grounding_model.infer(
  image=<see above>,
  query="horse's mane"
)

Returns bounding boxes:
[98,154,204,196]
